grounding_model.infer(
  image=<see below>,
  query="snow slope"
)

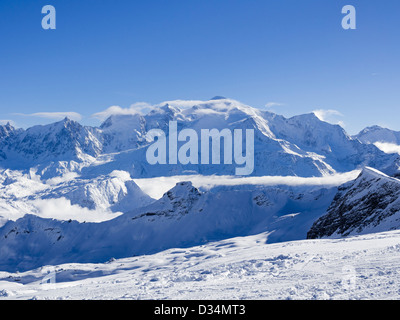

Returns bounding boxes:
[0,180,341,272]
[1,230,400,300]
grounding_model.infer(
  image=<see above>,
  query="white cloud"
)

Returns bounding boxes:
[14,112,82,121]
[159,100,206,109]
[92,102,153,121]
[31,198,122,222]
[374,142,400,155]
[158,98,247,110]
[92,98,250,121]
[134,171,361,199]
[264,102,284,109]
[313,109,342,121]
[45,172,80,186]
[312,109,345,127]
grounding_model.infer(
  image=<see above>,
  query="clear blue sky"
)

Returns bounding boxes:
[0,0,399,134]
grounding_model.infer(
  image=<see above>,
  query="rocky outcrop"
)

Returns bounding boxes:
[307,167,400,239]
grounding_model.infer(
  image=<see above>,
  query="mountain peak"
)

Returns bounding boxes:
[357,125,385,135]
[305,112,323,121]
[59,116,73,125]
[58,117,83,131]
[161,181,201,209]
[163,181,200,199]
[355,125,400,145]
[357,166,392,182]
[366,125,384,130]
[139,181,203,218]
[100,113,143,130]
[1,122,14,129]
[50,116,79,128]
[0,122,17,137]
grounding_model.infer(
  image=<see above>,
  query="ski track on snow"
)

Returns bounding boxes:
[1,230,400,300]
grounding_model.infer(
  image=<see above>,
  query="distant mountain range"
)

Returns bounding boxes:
[1,98,400,272]
[0,98,399,179]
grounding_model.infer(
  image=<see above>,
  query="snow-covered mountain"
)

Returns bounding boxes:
[0,180,339,272]
[0,168,154,226]
[0,122,21,140]
[1,98,400,275]
[355,125,400,145]
[111,99,398,177]
[307,167,400,239]
[41,170,153,212]
[0,118,102,162]
[0,98,398,179]
[97,114,148,153]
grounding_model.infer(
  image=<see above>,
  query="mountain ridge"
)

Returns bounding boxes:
[1,98,397,179]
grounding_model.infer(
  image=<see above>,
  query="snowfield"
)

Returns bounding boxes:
[1,98,400,300]
[1,230,400,300]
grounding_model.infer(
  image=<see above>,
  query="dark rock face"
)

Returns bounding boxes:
[307,168,400,239]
